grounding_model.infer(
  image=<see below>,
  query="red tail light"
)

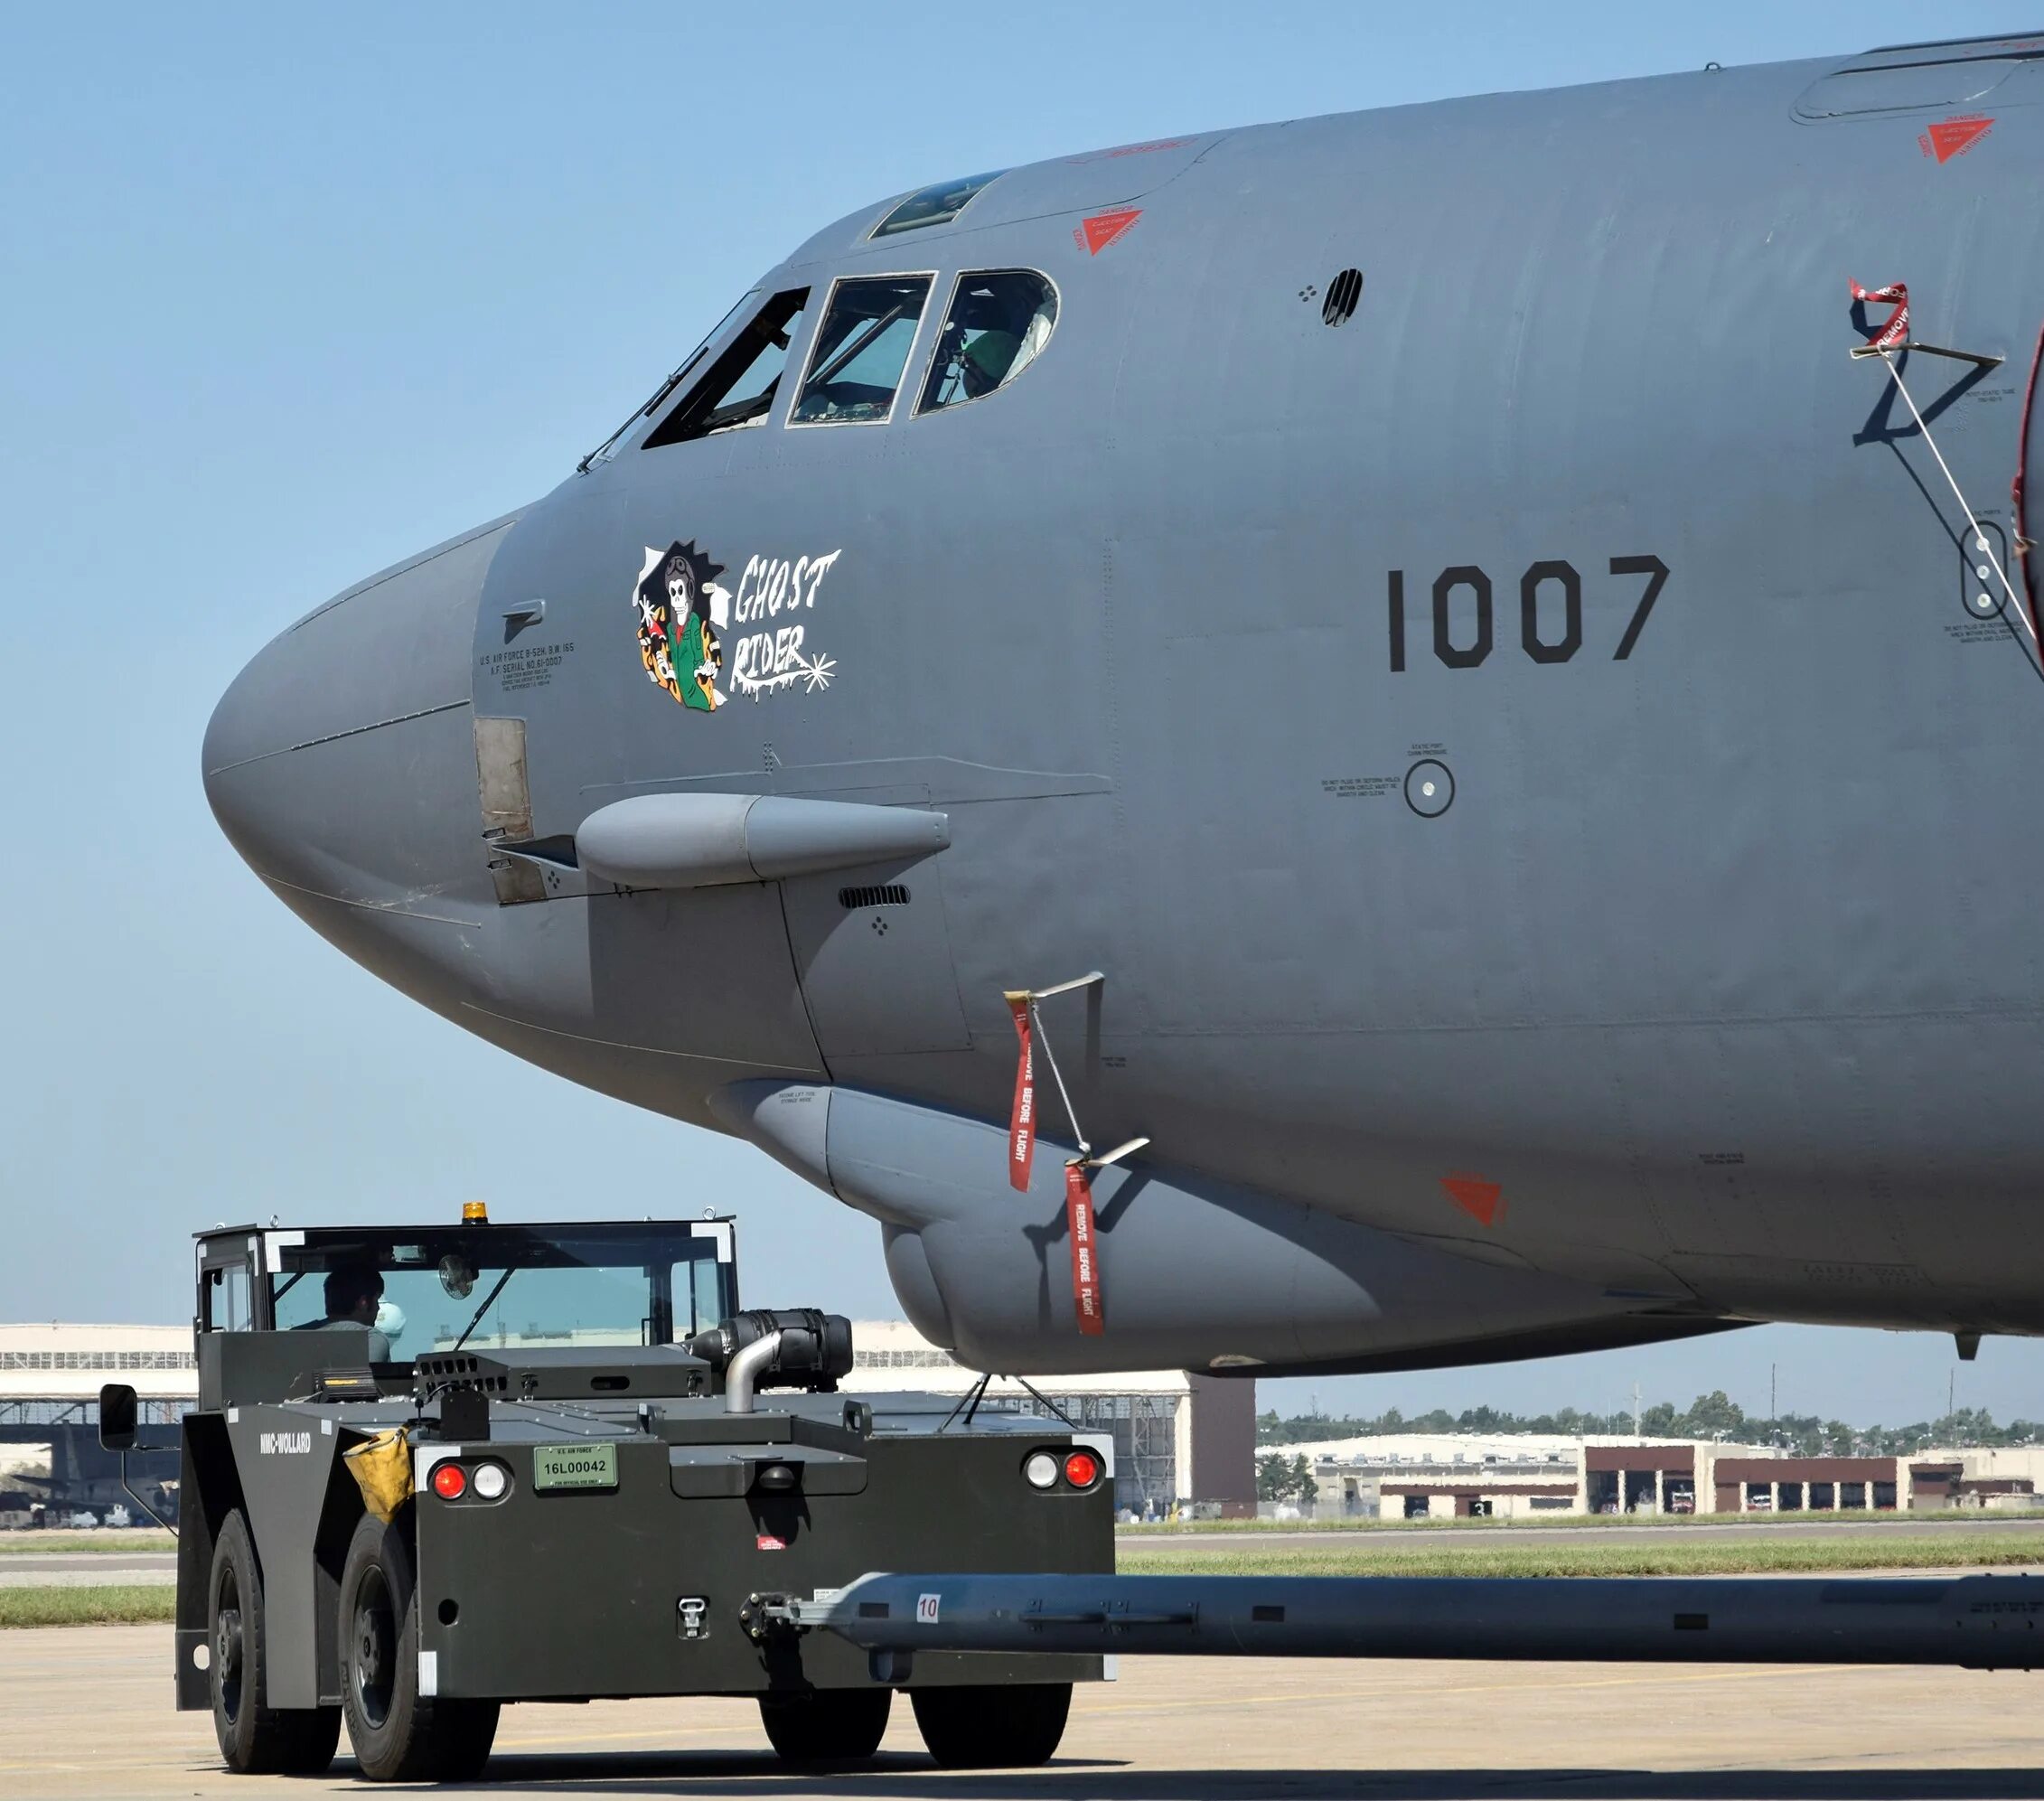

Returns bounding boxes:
[432,1462,468,1500]
[1063,1449,1101,1489]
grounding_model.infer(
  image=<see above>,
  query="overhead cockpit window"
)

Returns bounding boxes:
[869,172,1004,239]
[643,287,809,448]
[790,275,933,426]
[916,270,1058,415]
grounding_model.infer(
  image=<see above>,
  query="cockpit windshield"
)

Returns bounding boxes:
[267,1222,735,1361]
[643,288,810,447]
[792,275,933,425]
[577,290,757,472]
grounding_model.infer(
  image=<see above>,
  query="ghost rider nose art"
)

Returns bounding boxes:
[635,539,728,712]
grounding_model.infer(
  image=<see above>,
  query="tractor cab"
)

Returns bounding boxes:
[190,1211,738,1409]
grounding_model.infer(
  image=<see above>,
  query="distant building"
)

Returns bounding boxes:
[1269,1432,1583,1519]
[1266,1432,2039,1519]
[0,1324,192,1521]
[0,1323,195,1423]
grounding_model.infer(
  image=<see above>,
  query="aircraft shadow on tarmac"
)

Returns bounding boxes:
[418,1751,2044,1799]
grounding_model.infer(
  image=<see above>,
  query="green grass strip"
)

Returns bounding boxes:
[1122,1534,2044,1579]
[0,1585,177,1627]
[0,1532,176,1554]
[1117,1510,2030,1534]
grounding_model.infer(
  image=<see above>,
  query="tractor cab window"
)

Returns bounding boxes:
[202,1262,253,1333]
[917,269,1058,414]
[675,1254,728,1339]
[644,288,810,447]
[791,275,933,426]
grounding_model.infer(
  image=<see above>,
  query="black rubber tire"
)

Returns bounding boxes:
[911,1682,1071,1768]
[207,1509,341,1776]
[758,1687,892,1762]
[337,1511,499,1782]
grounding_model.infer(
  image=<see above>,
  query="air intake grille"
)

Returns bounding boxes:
[839,885,911,909]
[414,1353,509,1393]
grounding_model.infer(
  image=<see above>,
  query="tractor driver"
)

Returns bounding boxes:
[298,1266,392,1361]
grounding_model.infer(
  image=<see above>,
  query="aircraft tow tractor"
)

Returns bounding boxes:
[101,1209,1111,1781]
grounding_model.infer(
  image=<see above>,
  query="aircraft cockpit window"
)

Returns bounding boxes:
[790,275,933,427]
[915,270,1057,415]
[643,287,810,448]
[869,172,1004,239]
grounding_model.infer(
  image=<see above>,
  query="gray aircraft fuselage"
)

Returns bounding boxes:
[204,37,2044,1376]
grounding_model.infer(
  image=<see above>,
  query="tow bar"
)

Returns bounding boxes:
[766,1571,2044,1678]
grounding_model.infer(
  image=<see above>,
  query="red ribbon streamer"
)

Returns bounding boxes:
[1007,997,1036,1192]
[1064,1163,1105,1336]
[1850,278,1910,351]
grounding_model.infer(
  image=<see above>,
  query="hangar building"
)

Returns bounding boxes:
[0,1323,192,1521]
[1272,1432,2040,1518]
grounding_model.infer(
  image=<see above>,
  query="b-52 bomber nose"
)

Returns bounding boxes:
[202,518,512,994]
[194,47,2044,1384]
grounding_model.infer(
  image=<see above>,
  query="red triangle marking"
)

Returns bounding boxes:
[1078,209,1142,256]
[1926,117,1993,163]
[1440,1176,1504,1228]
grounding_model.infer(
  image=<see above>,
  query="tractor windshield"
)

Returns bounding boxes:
[264,1222,736,1361]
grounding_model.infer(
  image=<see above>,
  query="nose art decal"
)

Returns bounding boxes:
[633,539,844,709]
[635,540,731,711]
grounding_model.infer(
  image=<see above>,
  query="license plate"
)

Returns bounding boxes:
[532,1443,619,1491]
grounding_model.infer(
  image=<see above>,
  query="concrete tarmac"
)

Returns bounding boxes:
[6,1622,2044,1800]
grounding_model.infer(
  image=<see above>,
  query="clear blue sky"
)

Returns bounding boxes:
[3,4,2038,1430]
